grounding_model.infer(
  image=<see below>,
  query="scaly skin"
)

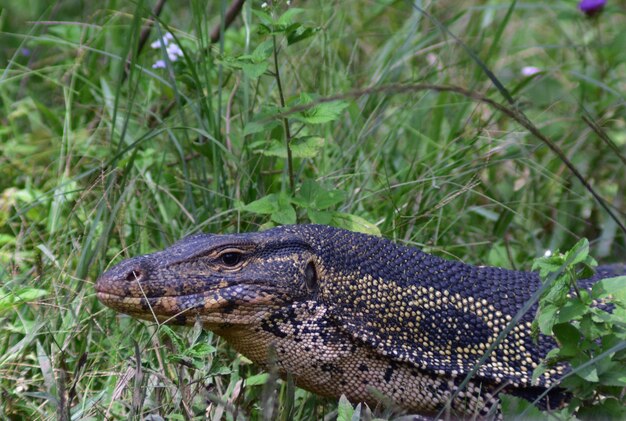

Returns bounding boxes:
[96,224,625,419]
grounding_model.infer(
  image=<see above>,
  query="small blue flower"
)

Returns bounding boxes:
[578,0,606,17]
[521,66,541,77]
[150,32,174,49]
[151,32,184,69]
[152,60,166,69]
[166,43,183,61]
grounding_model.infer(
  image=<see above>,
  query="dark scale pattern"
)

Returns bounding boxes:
[292,225,568,387]
[96,224,626,419]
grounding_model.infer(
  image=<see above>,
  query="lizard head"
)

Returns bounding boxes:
[95,227,320,331]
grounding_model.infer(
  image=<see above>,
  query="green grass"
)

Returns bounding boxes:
[1,0,625,419]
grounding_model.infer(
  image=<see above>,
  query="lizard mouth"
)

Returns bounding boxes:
[96,284,284,325]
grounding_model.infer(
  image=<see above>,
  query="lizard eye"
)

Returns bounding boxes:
[220,252,242,267]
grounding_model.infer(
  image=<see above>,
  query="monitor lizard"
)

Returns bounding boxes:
[96,224,625,419]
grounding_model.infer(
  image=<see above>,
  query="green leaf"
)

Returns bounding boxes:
[351,403,362,421]
[244,105,281,136]
[332,213,380,236]
[159,326,184,349]
[277,8,305,26]
[294,179,346,210]
[576,364,599,382]
[552,323,580,357]
[251,39,273,61]
[244,119,281,136]
[307,209,333,225]
[500,394,544,419]
[251,9,273,26]
[271,205,296,225]
[287,26,319,45]
[184,343,216,358]
[599,369,626,387]
[592,276,626,304]
[243,194,279,215]
[537,304,558,335]
[291,136,325,158]
[240,61,269,78]
[245,373,269,386]
[564,238,590,266]
[557,300,588,323]
[271,192,296,225]
[294,100,349,124]
[576,398,626,420]
[337,394,354,421]
[259,137,325,159]
[0,288,48,313]
[315,189,346,209]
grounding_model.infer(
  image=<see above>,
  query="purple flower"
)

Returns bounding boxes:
[578,0,606,17]
[521,66,541,77]
[152,60,166,69]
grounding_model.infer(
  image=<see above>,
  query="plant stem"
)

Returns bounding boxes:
[272,34,295,195]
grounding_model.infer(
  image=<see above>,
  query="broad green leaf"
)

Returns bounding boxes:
[251,9,272,26]
[287,26,319,45]
[315,188,346,209]
[332,213,380,236]
[277,8,305,25]
[576,364,599,382]
[159,326,184,349]
[259,137,325,159]
[295,178,323,206]
[294,179,346,210]
[240,61,268,79]
[294,100,349,124]
[557,300,587,323]
[244,120,279,136]
[255,139,285,157]
[0,288,48,313]
[244,107,281,135]
[251,39,273,61]
[351,403,362,421]
[184,343,216,358]
[552,323,580,357]
[271,193,296,225]
[599,370,626,387]
[337,394,354,421]
[291,136,325,158]
[307,209,332,225]
[243,194,279,215]
[537,304,558,335]
[592,276,626,304]
[577,398,626,421]
[564,238,590,266]
[0,234,15,247]
[271,206,296,225]
[500,394,544,419]
[245,373,269,386]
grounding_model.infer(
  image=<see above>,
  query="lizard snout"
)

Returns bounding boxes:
[96,256,151,295]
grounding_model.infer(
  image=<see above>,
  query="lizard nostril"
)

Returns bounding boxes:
[124,268,144,282]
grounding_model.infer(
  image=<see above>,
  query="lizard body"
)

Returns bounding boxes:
[96,224,625,418]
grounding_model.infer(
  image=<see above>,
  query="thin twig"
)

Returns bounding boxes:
[225,77,241,152]
[582,114,626,166]
[272,34,295,195]
[210,0,247,43]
